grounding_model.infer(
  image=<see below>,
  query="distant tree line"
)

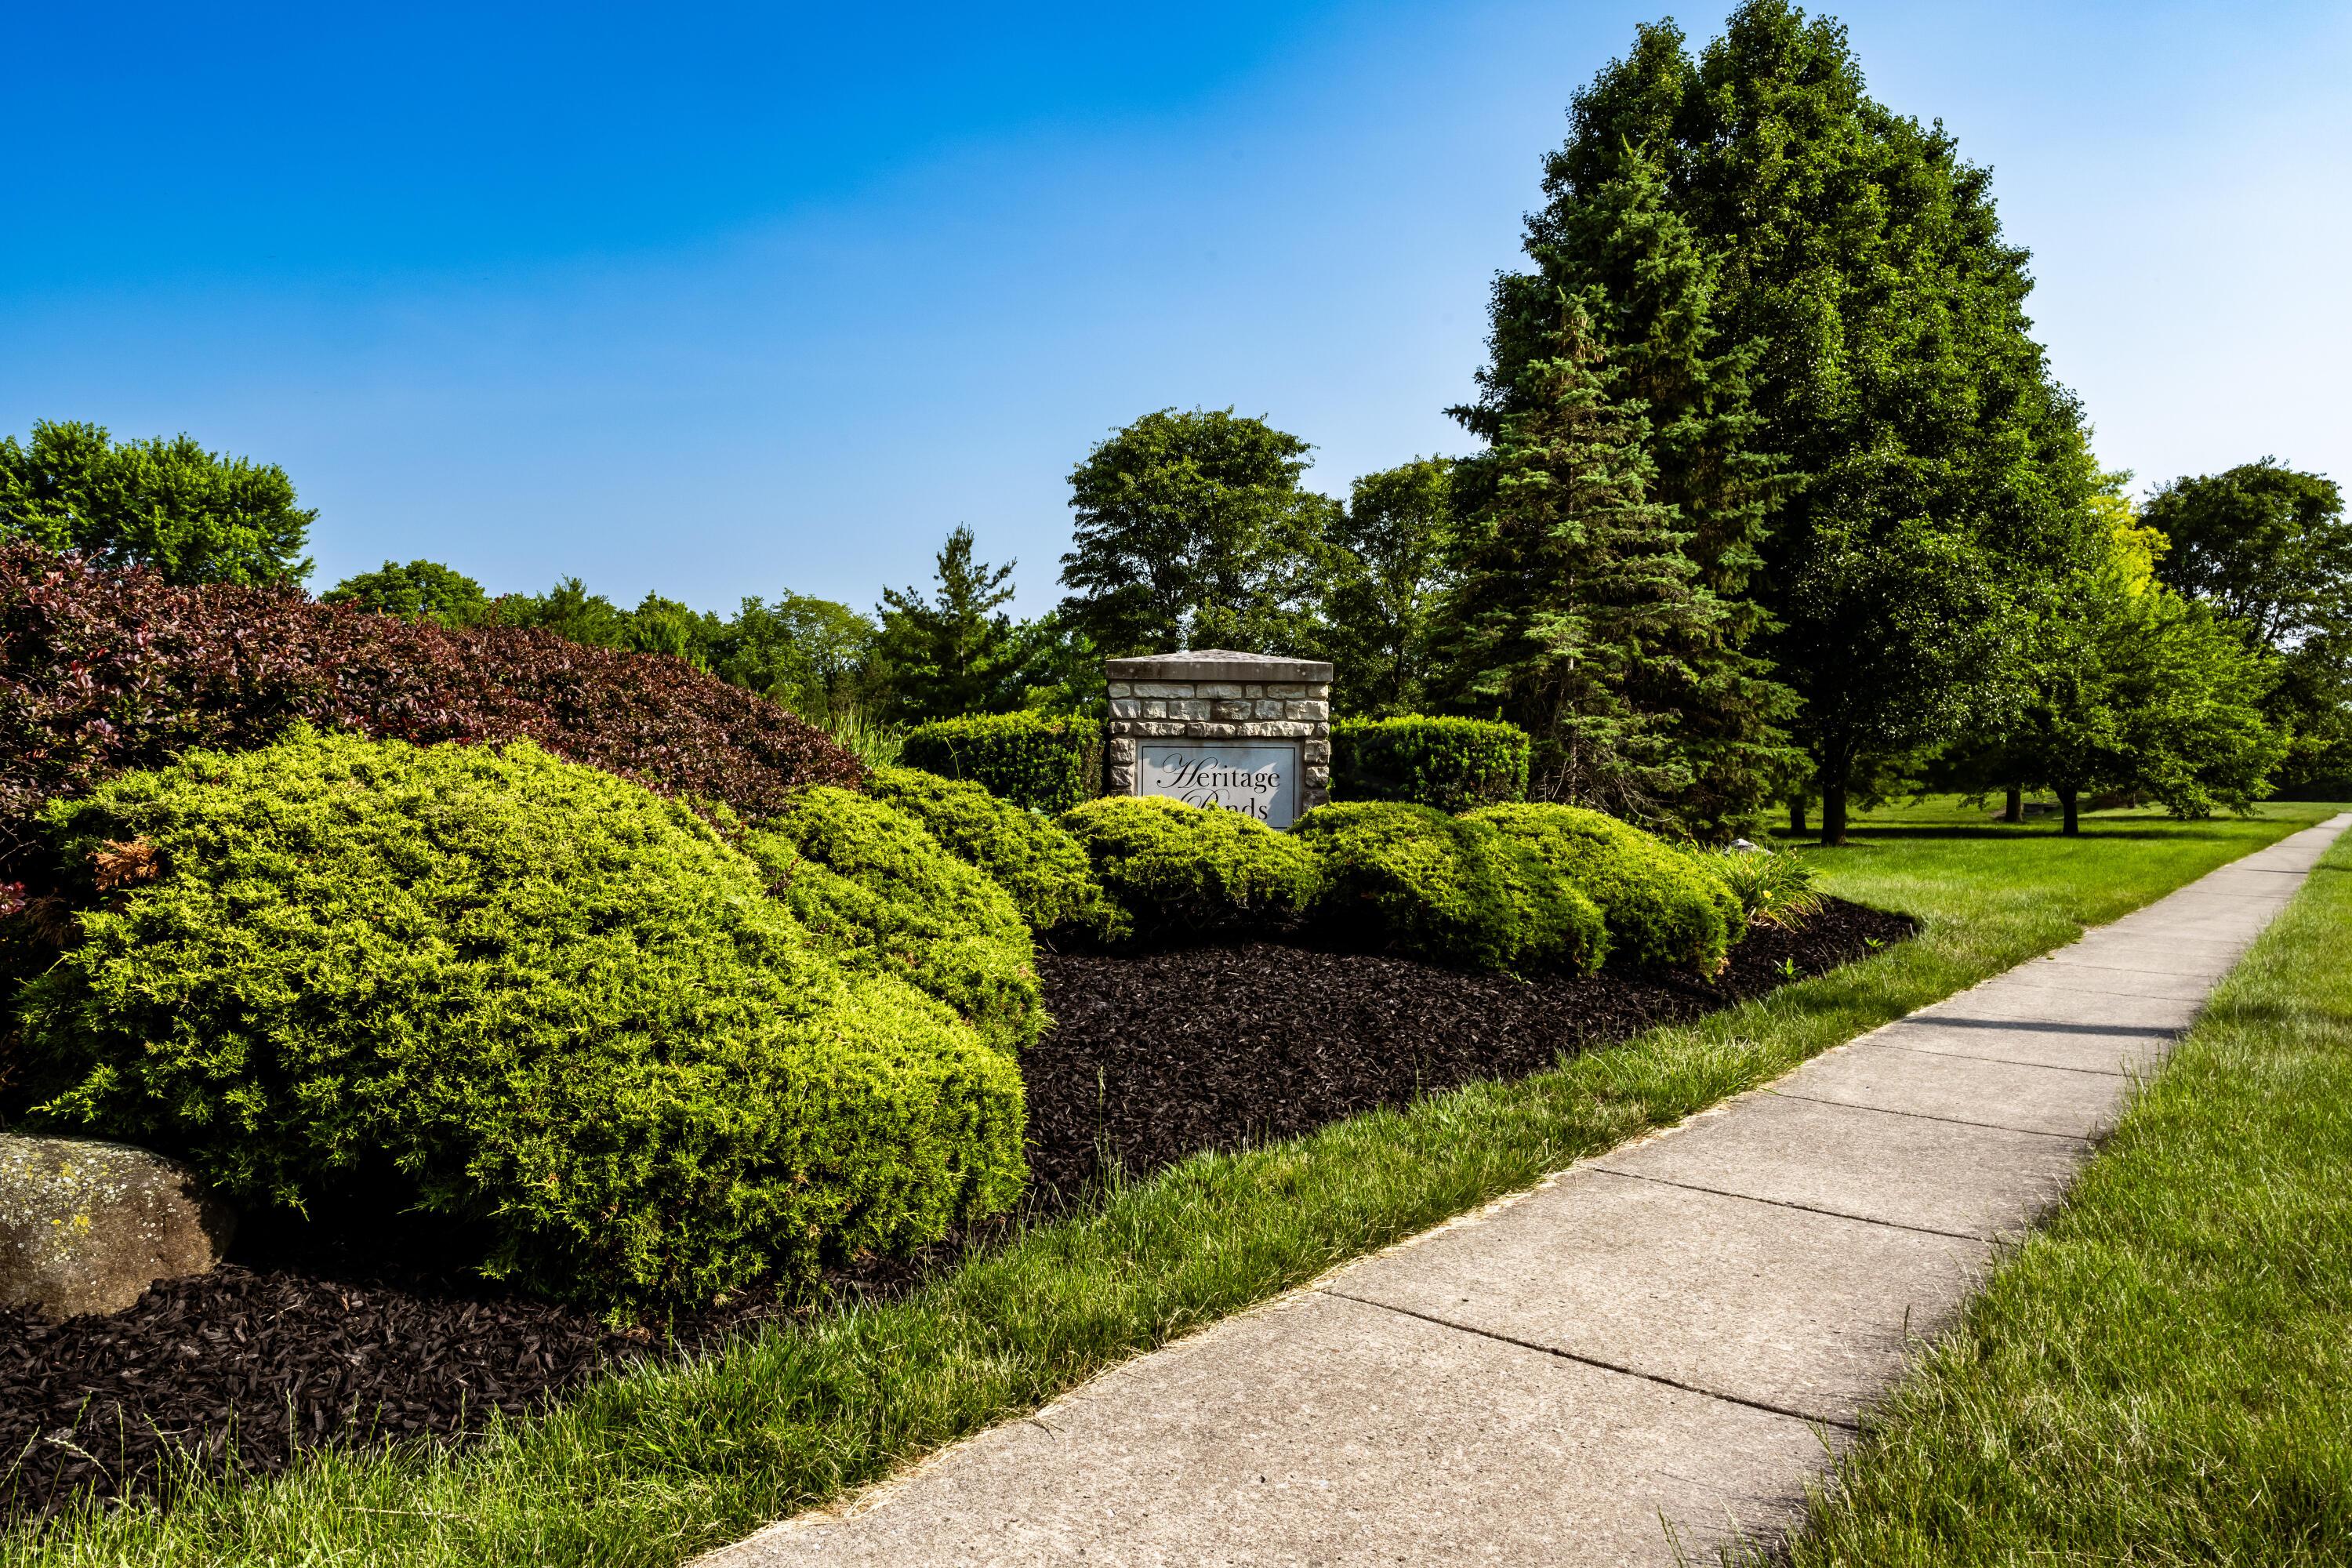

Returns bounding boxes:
[9,1,2347,843]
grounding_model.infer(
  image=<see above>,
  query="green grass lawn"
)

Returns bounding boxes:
[5,802,2339,1567]
[1785,814,2352,1566]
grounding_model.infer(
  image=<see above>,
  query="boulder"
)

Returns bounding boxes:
[1,1134,234,1318]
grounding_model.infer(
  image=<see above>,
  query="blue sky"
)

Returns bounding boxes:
[5,2,2347,616]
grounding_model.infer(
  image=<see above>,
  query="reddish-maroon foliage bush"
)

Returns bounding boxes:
[0,543,863,886]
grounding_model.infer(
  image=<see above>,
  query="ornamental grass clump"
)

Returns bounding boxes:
[743,786,1046,1054]
[865,765,1128,944]
[1058,795,1319,936]
[1697,844,1824,931]
[1294,800,1605,974]
[1465,803,1743,976]
[12,728,1024,1312]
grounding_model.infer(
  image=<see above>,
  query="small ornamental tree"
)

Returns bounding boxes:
[0,419,314,587]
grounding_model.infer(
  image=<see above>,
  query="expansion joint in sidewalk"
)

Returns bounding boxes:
[1318,1287,1861,1434]
[1582,1166,1990,1243]
[1762,1088,2103,1142]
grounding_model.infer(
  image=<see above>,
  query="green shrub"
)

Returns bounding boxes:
[866,765,1129,943]
[1057,796,1319,935]
[1330,716,1530,813]
[1693,844,1824,931]
[15,728,1025,1310]
[742,786,1044,1053]
[899,712,1102,813]
[1294,800,1605,974]
[1465,803,1741,975]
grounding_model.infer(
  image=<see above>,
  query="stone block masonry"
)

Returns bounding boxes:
[1103,650,1331,829]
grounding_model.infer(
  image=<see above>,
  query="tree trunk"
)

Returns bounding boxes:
[1788,796,1808,835]
[1820,785,1849,846]
[2002,784,2024,823]
[2058,786,2080,837]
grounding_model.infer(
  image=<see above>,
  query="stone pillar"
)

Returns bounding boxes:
[1102,649,1332,829]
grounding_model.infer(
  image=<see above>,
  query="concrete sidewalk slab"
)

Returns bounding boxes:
[710,1290,1829,1568]
[1769,1040,2130,1138]
[1868,1014,2172,1077]
[698,813,2349,1568]
[1589,1092,2088,1240]
[1330,1168,1989,1426]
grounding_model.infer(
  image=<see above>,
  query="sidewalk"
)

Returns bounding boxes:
[704,813,2352,1568]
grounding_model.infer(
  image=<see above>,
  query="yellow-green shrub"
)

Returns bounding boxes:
[744,786,1046,1053]
[865,765,1127,942]
[1058,796,1319,935]
[15,729,1025,1310]
[1294,800,1605,973]
[1465,803,1742,975]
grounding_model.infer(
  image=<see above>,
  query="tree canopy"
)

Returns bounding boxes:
[323,559,491,626]
[1518,1,2101,840]
[1,419,315,587]
[1059,407,1334,657]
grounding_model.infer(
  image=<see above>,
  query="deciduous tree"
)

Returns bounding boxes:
[1,419,314,587]
[1059,408,1334,657]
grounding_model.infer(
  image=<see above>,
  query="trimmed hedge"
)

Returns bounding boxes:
[1294,800,1605,974]
[742,786,1046,1054]
[1330,716,1530,813]
[15,729,1022,1310]
[0,543,863,894]
[865,765,1127,943]
[1465,803,1741,975]
[898,712,1102,814]
[1058,796,1319,935]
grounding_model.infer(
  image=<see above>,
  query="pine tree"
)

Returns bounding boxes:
[1436,296,1737,826]
[1465,147,1800,836]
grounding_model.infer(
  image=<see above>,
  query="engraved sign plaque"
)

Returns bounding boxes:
[1135,740,1302,829]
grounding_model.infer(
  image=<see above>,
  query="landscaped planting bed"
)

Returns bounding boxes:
[0,896,1904,1523]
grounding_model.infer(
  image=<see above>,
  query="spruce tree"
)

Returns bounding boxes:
[1436,296,1737,827]
[1465,146,1799,836]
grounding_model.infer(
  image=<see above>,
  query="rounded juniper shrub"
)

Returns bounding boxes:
[1056,796,1320,937]
[1464,804,1742,976]
[742,786,1046,1054]
[13,728,1025,1311]
[864,765,1128,944]
[1294,800,1605,975]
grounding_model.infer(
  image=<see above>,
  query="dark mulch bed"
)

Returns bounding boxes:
[1,897,1911,1523]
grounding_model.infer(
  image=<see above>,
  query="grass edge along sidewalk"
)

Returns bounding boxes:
[1783,818,2352,1567]
[3,805,2337,1567]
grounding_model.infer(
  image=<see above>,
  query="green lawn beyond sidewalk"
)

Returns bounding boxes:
[1787,814,2352,1566]
[4,803,2338,1566]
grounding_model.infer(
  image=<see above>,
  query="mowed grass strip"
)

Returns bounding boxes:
[3,805,2336,1567]
[1785,818,2352,1568]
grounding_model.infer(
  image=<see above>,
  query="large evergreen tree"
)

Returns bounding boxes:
[1511,2,2101,841]
[1466,132,1799,834]
[1436,296,1743,827]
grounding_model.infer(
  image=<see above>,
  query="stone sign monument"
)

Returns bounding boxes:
[1103,650,1332,829]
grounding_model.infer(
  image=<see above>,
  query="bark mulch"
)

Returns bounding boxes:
[0,897,1911,1523]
